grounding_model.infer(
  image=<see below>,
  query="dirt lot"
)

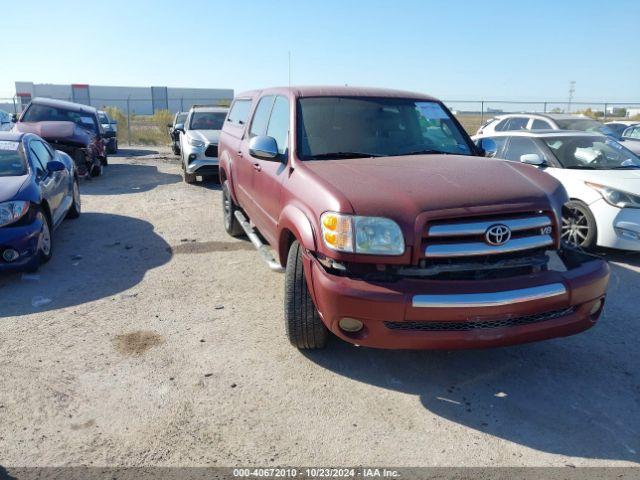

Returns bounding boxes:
[0,148,639,467]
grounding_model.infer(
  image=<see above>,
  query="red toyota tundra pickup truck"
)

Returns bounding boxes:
[218,86,609,350]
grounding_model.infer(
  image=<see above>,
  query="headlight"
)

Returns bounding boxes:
[188,137,205,148]
[320,212,404,255]
[0,201,29,227]
[586,182,640,208]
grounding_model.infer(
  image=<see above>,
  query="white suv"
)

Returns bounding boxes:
[477,113,615,138]
[177,105,229,184]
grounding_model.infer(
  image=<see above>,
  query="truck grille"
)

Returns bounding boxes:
[205,144,218,157]
[384,307,574,332]
[422,212,554,259]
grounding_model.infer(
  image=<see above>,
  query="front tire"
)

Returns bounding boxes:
[284,241,328,349]
[37,209,53,264]
[562,200,597,249]
[222,181,243,237]
[67,177,81,219]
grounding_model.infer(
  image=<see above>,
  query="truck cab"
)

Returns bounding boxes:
[218,86,609,350]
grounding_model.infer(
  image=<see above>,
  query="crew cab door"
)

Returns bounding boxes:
[238,95,275,223]
[248,95,289,246]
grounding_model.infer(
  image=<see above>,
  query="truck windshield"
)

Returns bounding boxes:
[296,97,472,160]
[0,141,27,176]
[543,136,640,169]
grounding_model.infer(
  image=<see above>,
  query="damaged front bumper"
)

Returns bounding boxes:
[305,248,609,350]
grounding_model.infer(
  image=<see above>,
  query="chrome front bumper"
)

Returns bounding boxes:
[412,283,567,308]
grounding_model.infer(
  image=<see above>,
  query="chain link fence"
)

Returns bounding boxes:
[2,95,640,144]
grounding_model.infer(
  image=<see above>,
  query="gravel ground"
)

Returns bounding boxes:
[0,147,639,467]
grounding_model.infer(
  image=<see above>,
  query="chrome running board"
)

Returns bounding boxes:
[234,210,285,273]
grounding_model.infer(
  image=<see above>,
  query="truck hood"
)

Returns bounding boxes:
[304,155,567,227]
[0,175,29,203]
[188,130,220,144]
[15,121,93,145]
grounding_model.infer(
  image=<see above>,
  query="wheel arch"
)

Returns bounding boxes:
[277,205,317,267]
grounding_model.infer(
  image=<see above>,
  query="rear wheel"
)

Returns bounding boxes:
[222,181,243,237]
[284,241,328,349]
[562,200,597,249]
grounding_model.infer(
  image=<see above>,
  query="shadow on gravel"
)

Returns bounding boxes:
[0,466,17,480]
[0,212,172,317]
[304,259,640,463]
[111,147,160,157]
[81,163,181,195]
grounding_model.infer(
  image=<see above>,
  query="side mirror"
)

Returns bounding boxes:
[167,123,173,128]
[174,123,185,132]
[11,113,17,122]
[520,153,545,166]
[249,135,279,160]
[111,120,118,125]
[479,138,498,158]
[46,160,66,173]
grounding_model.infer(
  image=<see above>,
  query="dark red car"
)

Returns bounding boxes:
[14,97,106,177]
[218,86,609,350]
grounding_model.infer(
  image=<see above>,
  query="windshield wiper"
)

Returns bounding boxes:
[307,152,381,160]
[565,165,597,170]
[397,149,450,156]
[610,165,640,169]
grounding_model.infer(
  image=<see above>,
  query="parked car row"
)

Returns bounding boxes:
[0,131,81,272]
[0,96,123,273]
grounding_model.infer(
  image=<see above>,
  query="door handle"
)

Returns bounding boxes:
[253,162,262,172]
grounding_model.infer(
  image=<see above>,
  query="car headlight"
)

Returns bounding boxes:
[586,182,640,208]
[320,212,404,255]
[0,201,29,227]
[188,137,205,148]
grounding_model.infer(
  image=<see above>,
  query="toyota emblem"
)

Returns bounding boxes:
[485,224,511,246]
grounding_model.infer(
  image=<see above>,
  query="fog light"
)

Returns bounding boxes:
[339,317,363,333]
[2,249,19,262]
[589,299,603,316]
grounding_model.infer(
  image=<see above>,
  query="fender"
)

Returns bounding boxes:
[218,150,239,204]
[277,204,317,267]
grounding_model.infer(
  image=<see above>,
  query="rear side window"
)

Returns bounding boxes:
[249,96,275,137]
[226,99,252,126]
[531,119,551,129]
[503,117,529,131]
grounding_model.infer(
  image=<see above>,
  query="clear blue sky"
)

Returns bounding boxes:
[2,0,639,101]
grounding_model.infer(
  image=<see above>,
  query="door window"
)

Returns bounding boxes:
[266,96,289,155]
[249,96,275,137]
[502,137,547,162]
[29,140,52,175]
[531,119,551,130]
[227,99,252,125]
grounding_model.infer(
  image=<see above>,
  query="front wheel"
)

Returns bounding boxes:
[562,200,597,249]
[284,241,328,349]
[67,177,81,219]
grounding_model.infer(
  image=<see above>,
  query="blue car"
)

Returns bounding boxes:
[0,131,81,272]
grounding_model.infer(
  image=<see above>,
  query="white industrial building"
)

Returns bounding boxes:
[13,82,234,114]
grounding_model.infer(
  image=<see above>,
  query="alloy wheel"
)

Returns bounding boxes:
[38,213,51,256]
[562,207,590,247]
